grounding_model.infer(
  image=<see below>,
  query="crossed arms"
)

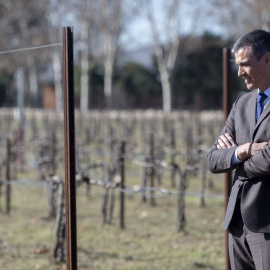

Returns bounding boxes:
[207,131,270,179]
[217,133,268,161]
[207,93,270,179]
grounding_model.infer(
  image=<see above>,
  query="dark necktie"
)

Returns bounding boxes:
[256,92,268,122]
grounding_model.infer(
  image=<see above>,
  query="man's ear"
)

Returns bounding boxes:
[264,52,270,64]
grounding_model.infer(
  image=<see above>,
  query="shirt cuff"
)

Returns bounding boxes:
[231,147,242,166]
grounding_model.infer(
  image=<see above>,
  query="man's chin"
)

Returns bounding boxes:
[246,84,256,90]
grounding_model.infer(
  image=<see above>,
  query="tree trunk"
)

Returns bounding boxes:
[28,58,39,107]
[104,35,115,109]
[52,50,63,112]
[16,68,25,123]
[159,63,172,114]
[146,2,175,114]
[17,10,39,107]
[80,22,89,113]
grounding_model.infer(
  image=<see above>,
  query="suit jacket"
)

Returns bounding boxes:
[207,89,270,233]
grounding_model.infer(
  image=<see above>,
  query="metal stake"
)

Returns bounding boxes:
[62,26,77,270]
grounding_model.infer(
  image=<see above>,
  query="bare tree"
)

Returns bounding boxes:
[141,0,220,113]
[45,0,63,113]
[1,0,49,107]
[211,0,270,38]
[248,0,270,31]
[56,0,105,112]
[142,0,180,114]
[59,0,136,110]
[80,21,90,113]
[73,0,100,113]
[51,46,63,113]
[100,0,123,109]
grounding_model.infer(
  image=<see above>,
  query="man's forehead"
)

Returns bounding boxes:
[235,46,254,63]
[235,46,252,56]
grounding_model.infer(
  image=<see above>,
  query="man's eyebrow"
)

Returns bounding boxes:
[238,60,250,66]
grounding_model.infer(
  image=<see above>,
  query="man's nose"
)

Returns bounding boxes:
[238,66,245,77]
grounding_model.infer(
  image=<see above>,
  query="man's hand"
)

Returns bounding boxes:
[217,133,237,149]
[216,133,268,161]
[237,142,268,160]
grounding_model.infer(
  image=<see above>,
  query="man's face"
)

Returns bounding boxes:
[235,46,270,92]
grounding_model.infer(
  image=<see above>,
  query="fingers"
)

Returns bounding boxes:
[217,133,237,149]
[250,142,268,156]
[225,133,237,147]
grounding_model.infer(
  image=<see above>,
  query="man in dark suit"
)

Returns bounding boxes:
[207,30,270,270]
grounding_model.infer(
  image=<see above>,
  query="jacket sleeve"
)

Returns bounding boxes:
[207,101,239,174]
[243,143,270,178]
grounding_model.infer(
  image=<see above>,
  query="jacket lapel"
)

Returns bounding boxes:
[250,90,257,139]
[252,92,270,140]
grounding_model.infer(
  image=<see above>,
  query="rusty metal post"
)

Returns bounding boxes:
[223,47,232,270]
[62,26,77,270]
[6,138,11,215]
[120,141,125,229]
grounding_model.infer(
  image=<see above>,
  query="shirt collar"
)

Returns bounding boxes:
[258,87,270,98]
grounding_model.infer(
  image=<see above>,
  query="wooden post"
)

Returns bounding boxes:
[199,156,206,207]
[63,26,77,270]
[170,127,176,188]
[141,160,148,203]
[53,180,66,262]
[120,141,125,229]
[176,165,185,232]
[223,47,232,270]
[149,133,156,206]
[6,138,11,215]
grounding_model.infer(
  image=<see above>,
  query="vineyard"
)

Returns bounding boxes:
[0,108,226,270]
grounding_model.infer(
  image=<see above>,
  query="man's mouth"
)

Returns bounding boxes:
[244,76,252,84]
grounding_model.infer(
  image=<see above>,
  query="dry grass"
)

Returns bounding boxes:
[0,108,226,269]
[0,168,226,270]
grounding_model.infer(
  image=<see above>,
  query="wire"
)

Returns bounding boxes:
[0,179,56,189]
[0,178,224,199]
[117,186,171,195]
[0,43,62,55]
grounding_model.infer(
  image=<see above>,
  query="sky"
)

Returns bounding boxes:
[119,0,224,52]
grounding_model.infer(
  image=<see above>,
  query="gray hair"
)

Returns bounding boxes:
[232,30,270,60]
